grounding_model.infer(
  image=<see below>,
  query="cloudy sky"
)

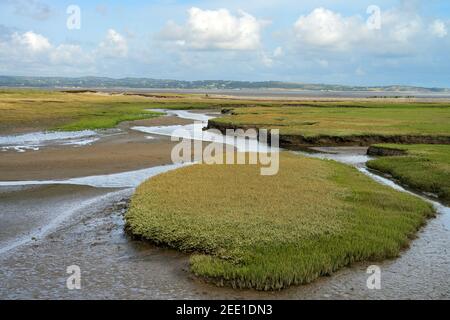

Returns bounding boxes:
[0,0,449,87]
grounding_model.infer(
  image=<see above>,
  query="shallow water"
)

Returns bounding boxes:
[0,163,189,189]
[0,130,100,152]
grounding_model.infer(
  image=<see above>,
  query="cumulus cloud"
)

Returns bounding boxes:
[98,29,128,58]
[0,29,129,72]
[159,7,264,50]
[11,30,51,52]
[294,8,366,51]
[429,19,448,38]
[0,30,94,74]
[292,7,426,55]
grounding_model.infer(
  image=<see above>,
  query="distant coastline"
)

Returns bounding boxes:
[1,75,449,93]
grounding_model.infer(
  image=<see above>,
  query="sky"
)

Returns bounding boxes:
[0,0,449,87]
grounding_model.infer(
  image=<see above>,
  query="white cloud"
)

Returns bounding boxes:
[11,31,51,52]
[159,7,264,50]
[382,10,423,44]
[98,29,128,58]
[429,20,448,38]
[50,44,92,65]
[0,29,131,75]
[293,8,367,51]
[0,30,95,74]
[292,7,427,55]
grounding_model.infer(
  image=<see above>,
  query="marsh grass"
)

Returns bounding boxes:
[126,153,434,290]
[0,89,268,132]
[211,104,450,137]
[367,144,450,203]
[2,89,449,136]
[0,90,260,132]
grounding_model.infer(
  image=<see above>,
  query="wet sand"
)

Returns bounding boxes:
[0,116,192,181]
[0,185,117,248]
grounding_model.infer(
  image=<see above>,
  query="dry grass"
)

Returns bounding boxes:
[126,152,434,290]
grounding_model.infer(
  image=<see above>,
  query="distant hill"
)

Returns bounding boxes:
[0,75,448,92]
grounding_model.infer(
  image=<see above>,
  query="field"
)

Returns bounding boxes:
[0,89,258,133]
[209,103,450,143]
[125,152,434,290]
[367,144,450,203]
[3,89,450,140]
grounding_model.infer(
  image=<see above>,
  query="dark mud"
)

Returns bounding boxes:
[367,145,408,156]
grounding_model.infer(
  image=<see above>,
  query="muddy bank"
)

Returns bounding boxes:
[367,145,408,156]
[0,116,193,181]
[207,120,450,147]
[0,184,119,255]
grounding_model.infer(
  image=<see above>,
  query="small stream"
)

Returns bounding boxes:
[0,109,449,299]
[295,147,450,230]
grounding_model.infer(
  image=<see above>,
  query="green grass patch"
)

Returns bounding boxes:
[5,89,450,136]
[126,153,434,290]
[211,104,450,137]
[367,144,450,203]
[0,89,261,132]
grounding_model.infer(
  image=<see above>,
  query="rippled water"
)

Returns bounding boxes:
[0,130,100,152]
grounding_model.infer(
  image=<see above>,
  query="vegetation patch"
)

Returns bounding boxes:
[126,153,434,290]
[0,89,264,132]
[367,144,450,203]
[208,104,450,145]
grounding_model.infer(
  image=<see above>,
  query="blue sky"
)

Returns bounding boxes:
[0,0,449,87]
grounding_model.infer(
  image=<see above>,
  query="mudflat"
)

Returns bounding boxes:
[0,116,192,181]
